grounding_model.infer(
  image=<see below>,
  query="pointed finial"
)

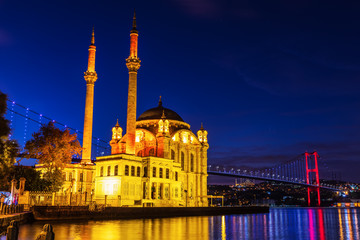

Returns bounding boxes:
[200,122,204,130]
[161,109,166,119]
[115,119,119,127]
[91,27,95,45]
[158,96,162,107]
[131,9,137,33]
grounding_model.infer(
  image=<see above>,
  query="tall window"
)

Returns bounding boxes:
[137,167,141,177]
[153,167,156,177]
[80,173,83,182]
[149,148,155,156]
[171,150,175,160]
[100,167,103,177]
[137,150,143,157]
[107,166,111,176]
[144,167,148,177]
[159,168,163,178]
[125,165,129,176]
[175,172,178,181]
[166,169,169,179]
[190,154,194,172]
[69,172,73,181]
[181,152,185,170]
[131,166,135,176]
[114,165,118,176]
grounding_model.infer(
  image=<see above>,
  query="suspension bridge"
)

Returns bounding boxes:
[5,98,344,206]
[5,98,111,158]
[207,151,346,206]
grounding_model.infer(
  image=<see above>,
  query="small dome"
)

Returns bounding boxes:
[137,99,184,122]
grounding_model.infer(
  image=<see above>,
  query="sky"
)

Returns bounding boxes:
[1,0,360,183]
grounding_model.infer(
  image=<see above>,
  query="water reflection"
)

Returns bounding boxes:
[9,208,360,240]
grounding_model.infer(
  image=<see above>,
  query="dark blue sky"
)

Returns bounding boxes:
[1,0,360,183]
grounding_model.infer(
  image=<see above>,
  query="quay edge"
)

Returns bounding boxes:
[32,206,269,221]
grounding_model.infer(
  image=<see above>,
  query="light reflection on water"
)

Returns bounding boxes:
[4,208,359,240]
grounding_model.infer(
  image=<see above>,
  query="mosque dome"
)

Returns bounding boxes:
[137,98,184,122]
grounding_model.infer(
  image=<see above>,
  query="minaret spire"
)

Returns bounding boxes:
[125,12,141,155]
[91,27,95,45]
[132,10,137,33]
[82,28,98,164]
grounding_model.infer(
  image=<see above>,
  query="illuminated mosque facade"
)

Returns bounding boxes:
[56,13,209,207]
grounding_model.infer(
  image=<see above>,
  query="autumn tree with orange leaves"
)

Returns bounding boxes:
[25,122,82,191]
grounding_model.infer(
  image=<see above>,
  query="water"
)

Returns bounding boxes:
[5,207,360,240]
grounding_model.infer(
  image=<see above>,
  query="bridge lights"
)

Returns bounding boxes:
[216,166,219,172]
[237,169,240,174]
[208,165,211,171]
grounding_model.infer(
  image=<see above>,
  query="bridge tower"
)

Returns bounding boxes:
[125,10,141,155]
[82,28,97,164]
[305,151,320,206]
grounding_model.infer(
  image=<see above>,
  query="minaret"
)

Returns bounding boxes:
[82,28,97,164]
[125,11,141,155]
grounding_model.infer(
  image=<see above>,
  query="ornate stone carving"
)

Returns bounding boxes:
[126,57,141,72]
[84,71,98,84]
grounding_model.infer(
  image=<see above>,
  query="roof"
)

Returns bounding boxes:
[137,98,184,122]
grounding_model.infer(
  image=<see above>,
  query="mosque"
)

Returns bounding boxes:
[54,13,209,207]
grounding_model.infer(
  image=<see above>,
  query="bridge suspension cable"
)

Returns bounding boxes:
[5,98,111,158]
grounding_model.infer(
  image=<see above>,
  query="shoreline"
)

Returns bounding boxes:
[0,212,34,235]
[32,206,270,221]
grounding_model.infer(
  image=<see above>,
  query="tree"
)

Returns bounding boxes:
[0,92,19,190]
[10,165,51,191]
[25,122,82,191]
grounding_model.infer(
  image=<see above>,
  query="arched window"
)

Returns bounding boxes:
[125,165,129,176]
[137,167,141,177]
[100,167,104,177]
[143,167,148,177]
[114,165,118,176]
[149,148,155,156]
[171,150,175,160]
[107,166,111,176]
[137,150,143,157]
[190,154,194,172]
[131,166,135,176]
[181,152,185,170]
